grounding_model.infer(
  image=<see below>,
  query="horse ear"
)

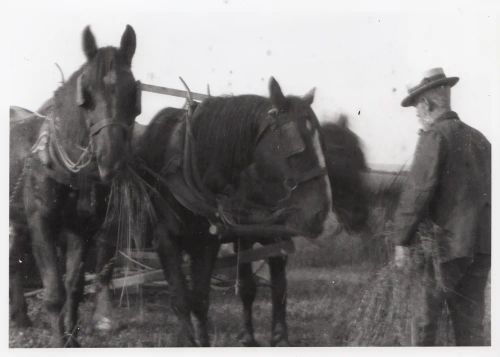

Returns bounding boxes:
[269,76,287,110]
[82,26,98,61]
[119,25,136,66]
[303,87,316,105]
[76,74,85,106]
[337,114,348,128]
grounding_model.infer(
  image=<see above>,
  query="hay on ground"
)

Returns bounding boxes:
[346,220,454,346]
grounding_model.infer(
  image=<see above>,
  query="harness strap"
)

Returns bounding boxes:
[48,116,93,173]
[34,111,129,176]
[140,157,304,241]
[291,166,327,187]
[89,119,130,137]
[29,112,92,183]
[141,163,217,220]
[141,105,325,241]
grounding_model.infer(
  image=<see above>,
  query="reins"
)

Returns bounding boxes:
[32,111,93,173]
[32,111,130,175]
[48,115,94,173]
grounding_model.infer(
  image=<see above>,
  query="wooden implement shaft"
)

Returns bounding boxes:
[120,241,295,271]
[25,242,295,297]
[110,269,165,289]
[140,83,209,102]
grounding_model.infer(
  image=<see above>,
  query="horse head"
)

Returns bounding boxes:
[245,77,332,239]
[71,25,141,182]
[321,116,369,233]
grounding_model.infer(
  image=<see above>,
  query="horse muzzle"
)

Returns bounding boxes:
[98,159,125,182]
[288,202,331,239]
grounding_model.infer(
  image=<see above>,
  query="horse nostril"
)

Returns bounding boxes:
[305,208,328,237]
[99,168,114,182]
[98,162,122,182]
[99,170,112,183]
[314,209,327,226]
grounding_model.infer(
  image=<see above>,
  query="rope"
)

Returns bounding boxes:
[48,116,93,173]
[32,111,94,173]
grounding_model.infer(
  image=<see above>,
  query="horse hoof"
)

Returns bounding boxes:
[271,337,290,347]
[242,339,260,347]
[175,335,198,347]
[197,337,210,347]
[50,335,80,348]
[238,332,260,347]
[94,316,113,332]
[11,313,32,328]
[63,335,81,348]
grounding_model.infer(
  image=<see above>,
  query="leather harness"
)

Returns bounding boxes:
[30,110,131,186]
[141,103,327,241]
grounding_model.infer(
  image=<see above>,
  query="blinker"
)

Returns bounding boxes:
[272,121,305,158]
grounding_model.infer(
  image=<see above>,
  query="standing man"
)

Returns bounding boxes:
[392,68,491,346]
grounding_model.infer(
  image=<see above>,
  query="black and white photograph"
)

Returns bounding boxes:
[3,0,498,352]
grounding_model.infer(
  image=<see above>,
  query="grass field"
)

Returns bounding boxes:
[9,230,491,347]
[8,171,491,347]
[9,263,371,347]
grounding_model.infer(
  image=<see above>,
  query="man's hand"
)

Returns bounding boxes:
[394,245,409,269]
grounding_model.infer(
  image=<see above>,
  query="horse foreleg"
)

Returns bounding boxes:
[237,241,260,347]
[92,231,117,332]
[189,239,220,347]
[9,224,32,327]
[28,213,65,347]
[62,230,87,347]
[268,254,289,347]
[156,225,196,346]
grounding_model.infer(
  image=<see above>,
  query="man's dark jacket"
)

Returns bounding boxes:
[393,111,491,262]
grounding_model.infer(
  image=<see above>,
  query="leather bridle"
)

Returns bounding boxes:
[37,112,133,175]
[254,109,327,205]
[88,118,131,137]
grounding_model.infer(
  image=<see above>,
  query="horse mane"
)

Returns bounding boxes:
[321,117,368,231]
[191,95,271,192]
[321,119,367,176]
[134,107,186,172]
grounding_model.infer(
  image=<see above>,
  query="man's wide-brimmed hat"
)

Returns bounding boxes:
[401,67,459,107]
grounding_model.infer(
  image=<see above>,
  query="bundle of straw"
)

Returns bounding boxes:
[103,165,159,257]
[347,220,454,346]
[97,164,162,307]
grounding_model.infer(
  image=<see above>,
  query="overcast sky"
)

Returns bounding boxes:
[4,0,499,167]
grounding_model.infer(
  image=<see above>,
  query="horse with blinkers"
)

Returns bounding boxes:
[9,25,141,347]
[98,77,333,346]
